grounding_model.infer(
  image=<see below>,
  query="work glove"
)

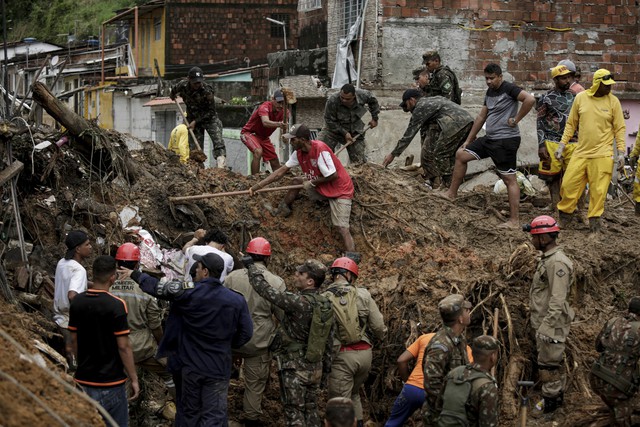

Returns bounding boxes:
[554,143,565,160]
[536,332,559,344]
[241,255,255,268]
[302,180,316,191]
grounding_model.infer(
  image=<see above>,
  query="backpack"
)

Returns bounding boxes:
[324,286,363,345]
[302,293,334,363]
[437,365,494,427]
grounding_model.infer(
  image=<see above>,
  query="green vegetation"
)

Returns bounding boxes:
[6,0,145,44]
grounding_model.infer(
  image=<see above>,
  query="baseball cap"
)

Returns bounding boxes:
[438,294,472,320]
[283,123,311,140]
[472,335,500,352]
[399,89,422,109]
[629,297,640,315]
[192,253,224,279]
[274,89,285,101]
[422,50,439,62]
[296,259,327,286]
[557,59,576,73]
[550,65,572,79]
[188,67,204,82]
[64,230,89,260]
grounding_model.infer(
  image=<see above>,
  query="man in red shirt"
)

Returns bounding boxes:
[249,124,356,255]
[241,89,288,175]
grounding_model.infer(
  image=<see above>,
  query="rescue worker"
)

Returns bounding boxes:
[421,51,462,104]
[437,335,500,427]
[324,257,387,427]
[628,128,640,216]
[249,124,358,257]
[111,243,175,412]
[168,122,189,164]
[169,66,227,168]
[414,69,430,97]
[422,294,472,425]
[589,297,640,426]
[224,238,286,426]
[243,255,334,426]
[536,65,576,208]
[240,89,288,175]
[557,59,585,94]
[182,228,234,282]
[525,215,574,416]
[556,69,626,232]
[383,89,473,189]
[325,397,357,427]
[318,83,380,165]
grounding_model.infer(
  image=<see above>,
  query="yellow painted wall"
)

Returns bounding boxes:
[128,8,166,76]
[83,83,115,129]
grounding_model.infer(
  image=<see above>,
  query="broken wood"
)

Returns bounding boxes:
[0,160,23,186]
[501,353,526,421]
[169,184,304,203]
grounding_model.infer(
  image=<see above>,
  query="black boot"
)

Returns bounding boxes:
[589,217,601,233]
[543,393,564,414]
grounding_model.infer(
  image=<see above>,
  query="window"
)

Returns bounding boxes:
[154,16,162,40]
[340,0,363,38]
[270,14,289,38]
[298,0,321,12]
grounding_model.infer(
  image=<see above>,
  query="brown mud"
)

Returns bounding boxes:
[1,129,640,426]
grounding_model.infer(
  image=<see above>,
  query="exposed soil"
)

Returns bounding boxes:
[1,127,640,426]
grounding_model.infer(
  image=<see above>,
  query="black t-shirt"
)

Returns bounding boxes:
[69,289,130,386]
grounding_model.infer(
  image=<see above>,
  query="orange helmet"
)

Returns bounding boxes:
[330,257,358,277]
[115,242,141,261]
[246,237,271,256]
[524,215,560,235]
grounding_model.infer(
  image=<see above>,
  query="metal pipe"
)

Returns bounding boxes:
[355,0,369,89]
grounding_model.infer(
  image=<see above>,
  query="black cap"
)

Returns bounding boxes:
[283,123,311,140]
[193,253,224,279]
[188,67,204,82]
[64,230,89,260]
[399,89,422,109]
[629,297,640,315]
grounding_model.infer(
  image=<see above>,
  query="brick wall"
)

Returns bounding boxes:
[298,2,328,49]
[166,0,298,75]
[376,0,640,93]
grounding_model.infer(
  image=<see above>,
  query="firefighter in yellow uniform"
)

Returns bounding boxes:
[168,123,190,164]
[629,128,640,215]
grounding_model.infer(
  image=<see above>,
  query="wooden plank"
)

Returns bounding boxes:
[0,160,23,186]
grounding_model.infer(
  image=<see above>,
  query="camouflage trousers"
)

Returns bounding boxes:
[589,373,637,426]
[192,117,226,157]
[421,122,472,182]
[280,357,323,426]
[318,130,366,165]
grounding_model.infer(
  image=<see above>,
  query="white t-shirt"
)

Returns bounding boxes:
[184,245,234,282]
[53,258,88,328]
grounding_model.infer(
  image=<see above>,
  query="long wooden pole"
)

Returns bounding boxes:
[174,99,202,151]
[169,184,304,203]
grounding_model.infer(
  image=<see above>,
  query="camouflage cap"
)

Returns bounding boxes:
[422,50,439,62]
[472,335,500,352]
[438,294,472,318]
[297,259,328,286]
[629,297,640,315]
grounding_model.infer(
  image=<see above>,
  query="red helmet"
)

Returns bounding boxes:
[246,237,271,256]
[115,242,141,261]
[527,215,560,235]
[331,257,358,277]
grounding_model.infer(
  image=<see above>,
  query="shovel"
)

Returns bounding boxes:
[174,99,207,162]
[335,125,371,156]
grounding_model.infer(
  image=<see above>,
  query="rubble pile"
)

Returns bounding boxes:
[1,120,640,425]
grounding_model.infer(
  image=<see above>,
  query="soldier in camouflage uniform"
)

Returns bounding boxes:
[244,256,333,427]
[589,297,640,427]
[383,89,473,189]
[318,83,380,165]
[422,294,472,426]
[438,335,500,427]
[422,51,461,105]
[526,215,575,416]
[169,67,226,167]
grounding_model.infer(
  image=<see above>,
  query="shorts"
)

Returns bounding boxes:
[241,132,278,162]
[307,187,352,228]
[538,140,576,177]
[465,136,521,175]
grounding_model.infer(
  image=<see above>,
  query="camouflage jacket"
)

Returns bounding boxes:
[169,79,217,124]
[536,88,576,147]
[322,88,380,137]
[426,66,461,104]
[595,312,640,379]
[246,264,334,372]
[391,96,474,157]
[530,246,575,341]
[423,325,470,414]
[440,364,499,427]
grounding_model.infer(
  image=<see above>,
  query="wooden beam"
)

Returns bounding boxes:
[0,160,23,186]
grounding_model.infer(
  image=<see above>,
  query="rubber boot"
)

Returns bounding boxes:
[543,393,564,414]
[635,202,640,216]
[558,211,573,229]
[216,155,226,169]
[589,217,601,233]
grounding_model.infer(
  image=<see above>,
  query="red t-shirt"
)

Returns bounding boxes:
[285,140,354,199]
[241,101,284,139]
